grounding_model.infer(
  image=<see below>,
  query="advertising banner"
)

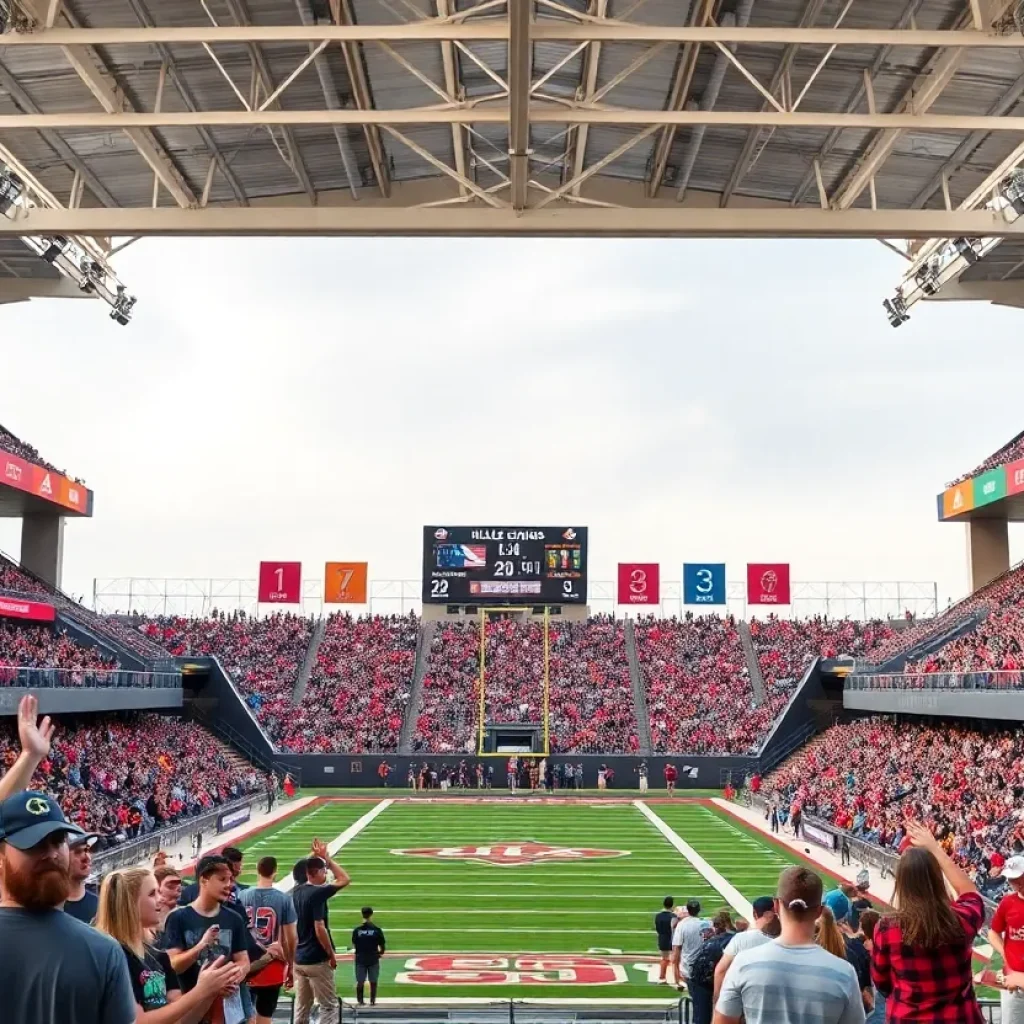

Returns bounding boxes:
[324,562,369,604]
[1007,459,1024,497]
[1,452,93,516]
[941,480,974,519]
[0,597,56,623]
[616,563,660,605]
[683,563,726,605]
[746,563,791,605]
[973,468,1007,508]
[257,561,302,604]
[216,805,251,834]
[802,821,838,852]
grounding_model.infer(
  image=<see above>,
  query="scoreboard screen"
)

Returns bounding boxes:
[423,526,589,605]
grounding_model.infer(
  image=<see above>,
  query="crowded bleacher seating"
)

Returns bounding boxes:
[0,713,261,847]
[635,614,771,754]
[765,716,1024,897]
[947,428,1024,488]
[277,612,418,754]
[135,611,312,737]
[413,616,638,754]
[0,422,62,475]
[0,620,118,682]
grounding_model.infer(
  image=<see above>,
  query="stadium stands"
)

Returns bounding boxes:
[135,612,312,738]
[276,612,418,754]
[765,716,1024,895]
[0,713,261,847]
[413,617,638,754]
[0,421,61,475]
[0,620,118,681]
[635,615,771,755]
[947,428,1024,488]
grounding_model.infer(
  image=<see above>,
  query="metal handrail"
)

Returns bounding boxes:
[0,665,181,688]
[847,670,1024,691]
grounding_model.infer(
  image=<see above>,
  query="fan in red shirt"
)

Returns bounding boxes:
[664,763,678,796]
[872,821,985,1024]
[988,856,1024,1024]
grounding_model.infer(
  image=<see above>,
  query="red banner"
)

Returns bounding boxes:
[1,452,93,516]
[257,561,302,604]
[746,563,791,605]
[0,596,56,622]
[1008,458,1024,497]
[617,563,660,605]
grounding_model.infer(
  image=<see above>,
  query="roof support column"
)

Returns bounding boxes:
[508,0,532,212]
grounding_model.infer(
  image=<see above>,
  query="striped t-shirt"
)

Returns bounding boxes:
[716,939,865,1024]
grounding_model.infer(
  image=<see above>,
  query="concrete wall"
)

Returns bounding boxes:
[20,513,64,589]
[844,687,1024,722]
[421,604,591,623]
[968,519,1010,592]
[0,687,182,715]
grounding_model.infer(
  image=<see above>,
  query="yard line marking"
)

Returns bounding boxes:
[277,798,394,894]
[634,801,753,919]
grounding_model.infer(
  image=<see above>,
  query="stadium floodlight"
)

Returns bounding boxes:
[39,235,70,264]
[914,255,942,297]
[953,237,984,264]
[0,165,22,215]
[110,285,136,326]
[883,293,910,328]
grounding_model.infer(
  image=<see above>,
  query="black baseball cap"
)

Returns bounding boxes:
[0,791,91,851]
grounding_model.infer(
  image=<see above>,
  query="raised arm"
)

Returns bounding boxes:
[0,696,53,801]
[905,822,978,898]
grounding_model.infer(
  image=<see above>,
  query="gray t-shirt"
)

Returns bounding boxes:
[724,927,773,957]
[238,885,297,944]
[672,915,707,972]
[717,939,865,1024]
[0,907,136,1024]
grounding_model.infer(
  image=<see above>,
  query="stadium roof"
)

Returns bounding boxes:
[5,0,1024,322]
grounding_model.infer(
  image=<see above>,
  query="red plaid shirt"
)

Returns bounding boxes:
[871,890,984,1023]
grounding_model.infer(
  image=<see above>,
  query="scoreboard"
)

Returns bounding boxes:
[423,526,589,605]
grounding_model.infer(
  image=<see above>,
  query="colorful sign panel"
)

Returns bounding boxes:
[746,563,791,605]
[1007,459,1024,497]
[683,563,726,605]
[1,452,93,516]
[616,563,660,605]
[941,479,975,519]
[973,468,1007,509]
[0,596,56,623]
[324,562,368,604]
[257,561,302,604]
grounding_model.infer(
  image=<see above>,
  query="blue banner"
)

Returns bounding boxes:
[683,563,726,605]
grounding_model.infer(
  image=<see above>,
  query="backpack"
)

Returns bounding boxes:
[688,931,734,988]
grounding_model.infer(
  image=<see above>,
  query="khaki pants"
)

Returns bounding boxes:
[294,963,338,1024]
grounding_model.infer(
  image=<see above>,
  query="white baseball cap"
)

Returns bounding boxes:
[1001,856,1024,880]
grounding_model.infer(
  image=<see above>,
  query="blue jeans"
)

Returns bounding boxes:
[865,989,886,1024]
[689,982,714,1024]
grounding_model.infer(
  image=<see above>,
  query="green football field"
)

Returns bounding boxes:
[227,796,868,1003]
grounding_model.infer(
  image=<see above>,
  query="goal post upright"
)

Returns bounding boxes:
[476,605,551,758]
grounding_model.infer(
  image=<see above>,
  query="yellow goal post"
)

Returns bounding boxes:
[476,605,550,758]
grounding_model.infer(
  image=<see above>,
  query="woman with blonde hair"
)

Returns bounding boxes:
[815,906,848,960]
[96,867,236,1022]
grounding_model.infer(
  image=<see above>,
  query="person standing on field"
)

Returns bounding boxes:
[639,761,649,794]
[654,897,676,984]
[665,763,678,795]
[352,907,386,1006]
[988,856,1024,1024]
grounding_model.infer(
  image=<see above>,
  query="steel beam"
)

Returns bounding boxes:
[8,109,1024,131]
[567,0,608,194]
[435,0,466,198]
[3,25,1024,46]
[508,0,531,211]
[0,206,1018,239]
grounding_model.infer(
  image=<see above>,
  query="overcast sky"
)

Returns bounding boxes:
[1,236,1022,615]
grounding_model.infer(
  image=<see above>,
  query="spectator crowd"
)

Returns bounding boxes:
[765,716,1024,897]
[0,620,119,683]
[0,712,261,847]
[0,422,67,477]
[947,428,1024,488]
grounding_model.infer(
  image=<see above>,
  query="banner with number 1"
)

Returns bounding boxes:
[257,561,302,604]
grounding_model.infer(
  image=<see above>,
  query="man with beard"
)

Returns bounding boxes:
[0,789,136,1024]
[64,835,99,924]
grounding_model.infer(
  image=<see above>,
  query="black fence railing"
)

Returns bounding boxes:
[0,666,181,689]
[848,670,1024,691]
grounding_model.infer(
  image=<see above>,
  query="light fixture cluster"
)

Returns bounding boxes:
[883,170,1024,328]
[0,163,138,325]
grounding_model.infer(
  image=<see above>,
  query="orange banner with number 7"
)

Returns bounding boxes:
[324,562,368,604]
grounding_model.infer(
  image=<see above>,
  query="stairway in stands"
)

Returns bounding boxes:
[399,619,437,753]
[737,620,767,706]
[291,616,327,704]
[624,619,653,756]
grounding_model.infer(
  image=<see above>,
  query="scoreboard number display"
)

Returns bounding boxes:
[423,526,589,605]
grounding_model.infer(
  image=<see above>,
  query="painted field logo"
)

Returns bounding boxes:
[391,842,629,867]
[397,956,627,985]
